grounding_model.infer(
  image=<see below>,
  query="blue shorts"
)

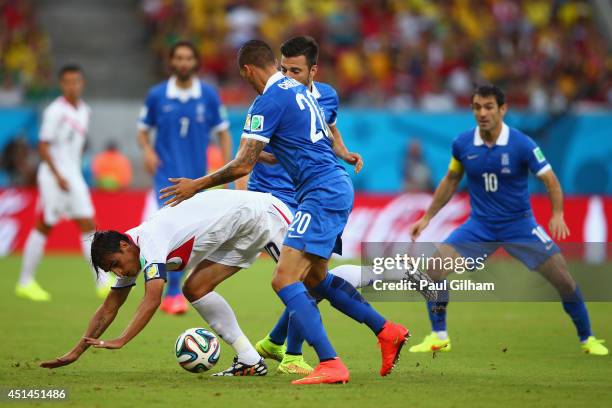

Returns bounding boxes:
[283,176,354,259]
[444,215,560,270]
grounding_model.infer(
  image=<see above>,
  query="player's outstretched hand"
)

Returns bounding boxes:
[83,337,124,349]
[159,177,199,206]
[40,351,79,369]
[549,213,570,241]
[410,217,430,241]
[343,152,364,173]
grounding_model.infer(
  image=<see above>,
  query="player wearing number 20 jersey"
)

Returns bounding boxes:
[247,80,340,212]
[242,71,353,259]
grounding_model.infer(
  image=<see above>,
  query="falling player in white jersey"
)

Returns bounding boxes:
[39,189,297,375]
[15,64,111,302]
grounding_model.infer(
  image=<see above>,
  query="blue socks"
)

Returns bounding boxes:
[311,273,386,334]
[166,270,183,297]
[562,286,592,342]
[427,282,449,331]
[268,309,289,346]
[277,282,336,361]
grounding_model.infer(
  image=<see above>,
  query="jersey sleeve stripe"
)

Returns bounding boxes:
[536,163,552,176]
[211,120,230,134]
[137,121,151,131]
[241,132,270,143]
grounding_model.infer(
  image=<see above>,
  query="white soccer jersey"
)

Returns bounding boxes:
[39,96,90,177]
[37,96,94,225]
[113,189,293,288]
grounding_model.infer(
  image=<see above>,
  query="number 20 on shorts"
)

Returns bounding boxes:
[288,211,312,236]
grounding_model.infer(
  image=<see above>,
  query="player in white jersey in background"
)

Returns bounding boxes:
[15,64,111,302]
[40,189,296,375]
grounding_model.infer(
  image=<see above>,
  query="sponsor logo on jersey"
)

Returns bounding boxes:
[533,147,546,163]
[244,114,251,130]
[162,104,174,112]
[467,154,478,160]
[250,115,264,132]
[501,167,511,174]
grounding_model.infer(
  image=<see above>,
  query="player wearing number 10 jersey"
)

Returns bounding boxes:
[409,84,607,356]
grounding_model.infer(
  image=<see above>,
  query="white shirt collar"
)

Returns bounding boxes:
[474,122,509,146]
[166,76,201,101]
[263,71,285,94]
[310,82,321,99]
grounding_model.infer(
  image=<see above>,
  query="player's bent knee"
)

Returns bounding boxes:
[182,280,214,302]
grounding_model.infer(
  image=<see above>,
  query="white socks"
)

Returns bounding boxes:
[435,331,449,340]
[81,232,108,287]
[329,264,366,288]
[18,229,47,286]
[191,291,260,365]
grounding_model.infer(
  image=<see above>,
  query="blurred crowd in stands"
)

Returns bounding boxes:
[0,0,54,106]
[142,0,611,110]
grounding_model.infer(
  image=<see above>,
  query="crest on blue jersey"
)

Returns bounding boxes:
[501,153,509,166]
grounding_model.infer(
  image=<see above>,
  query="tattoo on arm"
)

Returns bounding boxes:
[206,139,265,187]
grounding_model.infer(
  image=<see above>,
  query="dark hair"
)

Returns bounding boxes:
[169,40,200,65]
[237,39,276,69]
[58,64,83,79]
[471,84,505,106]
[280,36,319,68]
[91,230,130,276]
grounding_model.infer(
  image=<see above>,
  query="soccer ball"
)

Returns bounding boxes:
[175,328,221,373]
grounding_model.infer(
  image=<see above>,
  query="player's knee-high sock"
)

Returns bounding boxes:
[561,286,592,342]
[268,309,289,346]
[285,312,304,355]
[311,273,387,335]
[283,264,363,353]
[18,229,47,286]
[277,282,337,361]
[427,281,449,333]
[191,291,261,364]
[81,232,108,287]
[166,270,183,297]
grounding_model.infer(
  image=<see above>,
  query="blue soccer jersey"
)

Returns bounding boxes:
[138,77,228,200]
[242,73,347,203]
[450,123,551,222]
[445,122,559,269]
[247,81,340,211]
[242,72,352,258]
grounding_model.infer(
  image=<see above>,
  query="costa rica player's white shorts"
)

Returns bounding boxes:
[37,167,95,226]
[188,195,293,270]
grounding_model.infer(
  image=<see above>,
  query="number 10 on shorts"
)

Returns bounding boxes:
[288,211,312,236]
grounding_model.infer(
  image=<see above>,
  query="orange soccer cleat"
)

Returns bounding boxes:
[291,358,350,385]
[377,321,410,376]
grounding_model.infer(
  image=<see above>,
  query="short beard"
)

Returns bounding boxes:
[174,70,194,82]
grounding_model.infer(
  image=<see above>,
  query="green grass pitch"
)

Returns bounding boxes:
[1,255,611,407]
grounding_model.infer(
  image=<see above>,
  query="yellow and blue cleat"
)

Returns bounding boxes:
[409,332,451,353]
[581,336,608,356]
[277,354,313,375]
[255,336,286,362]
[15,281,51,302]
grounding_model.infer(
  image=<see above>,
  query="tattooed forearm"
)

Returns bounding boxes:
[200,139,265,190]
